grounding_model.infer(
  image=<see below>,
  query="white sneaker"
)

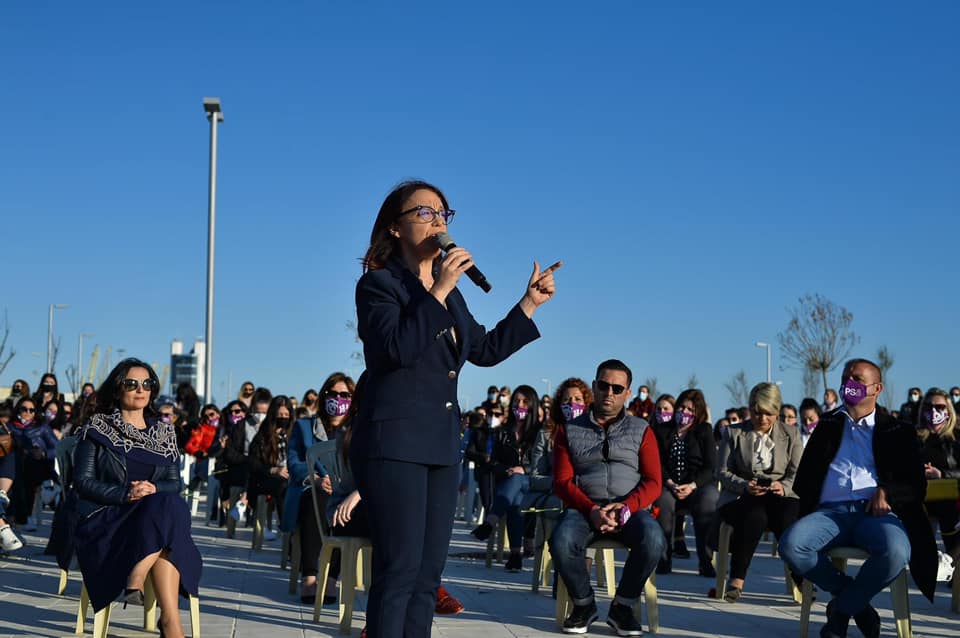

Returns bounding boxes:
[264,528,278,541]
[0,525,23,551]
[23,517,38,532]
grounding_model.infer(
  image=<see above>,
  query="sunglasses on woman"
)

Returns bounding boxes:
[120,378,159,392]
[324,391,353,399]
[19,407,36,414]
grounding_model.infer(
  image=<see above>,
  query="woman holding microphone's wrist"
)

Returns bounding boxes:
[352,180,560,638]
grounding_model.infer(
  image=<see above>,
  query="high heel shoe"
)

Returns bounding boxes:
[122,588,144,609]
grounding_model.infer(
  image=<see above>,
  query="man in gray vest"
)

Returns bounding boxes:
[550,359,664,636]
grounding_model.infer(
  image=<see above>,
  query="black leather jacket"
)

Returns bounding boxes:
[73,437,181,519]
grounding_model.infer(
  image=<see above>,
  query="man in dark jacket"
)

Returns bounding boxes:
[779,358,937,638]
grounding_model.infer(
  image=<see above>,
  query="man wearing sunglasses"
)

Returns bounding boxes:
[550,359,664,636]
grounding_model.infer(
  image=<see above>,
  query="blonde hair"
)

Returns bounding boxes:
[749,382,782,418]
[918,388,957,442]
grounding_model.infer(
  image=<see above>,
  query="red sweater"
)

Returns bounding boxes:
[553,422,662,517]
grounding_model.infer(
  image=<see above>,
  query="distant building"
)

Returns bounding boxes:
[170,339,207,402]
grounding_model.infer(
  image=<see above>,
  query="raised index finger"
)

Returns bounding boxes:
[541,261,563,275]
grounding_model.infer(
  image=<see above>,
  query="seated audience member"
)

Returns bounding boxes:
[717,383,802,602]
[9,396,59,531]
[282,372,351,604]
[73,358,201,638]
[779,359,937,638]
[550,359,664,636]
[917,388,960,561]
[653,388,718,577]
[471,384,541,573]
[246,395,295,541]
[0,403,22,551]
[797,398,822,449]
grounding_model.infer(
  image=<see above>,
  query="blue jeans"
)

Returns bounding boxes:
[779,501,910,616]
[549,507,665,605]
[492,474,530,548]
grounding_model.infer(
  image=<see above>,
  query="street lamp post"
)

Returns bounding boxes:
[541,378,551,397]
[755,341,772,383]
[78,332,95,387]
[47,304,68,373]
[202,97,224,404]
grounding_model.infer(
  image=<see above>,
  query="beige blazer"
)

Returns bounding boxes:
[718,420,802,508]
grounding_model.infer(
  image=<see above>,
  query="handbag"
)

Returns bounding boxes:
[926,477,960,502]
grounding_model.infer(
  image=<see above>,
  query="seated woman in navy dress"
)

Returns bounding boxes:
[74,358,202,638]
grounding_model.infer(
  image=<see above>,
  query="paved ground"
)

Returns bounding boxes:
[1,496,959,637]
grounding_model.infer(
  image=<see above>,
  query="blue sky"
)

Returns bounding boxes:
[2,1,957,411]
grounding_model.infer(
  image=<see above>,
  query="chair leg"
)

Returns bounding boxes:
[531,520,545,593]
[602,548,616,597]
[314,544,335,623]
[799,580,814,638]
[644,573,658,634]
[485,526,495,568]
[362,546,372,590]
[498,519,508,562]
[715,523,732,600]
[281,532,290,569]
[144,572,158,631]
[93,604,111,638]
[58,568,69,596]
[783,562,801,603]
[252,495,266,551]
[953,565,960,613]
[288,530,301,595]
[190,595,201,638]
[595,550,605,589]
[555,572,571,628]
[889,570,912,638]
[338,544,358,635]
[76,583,90,635]
[355,544,366,592]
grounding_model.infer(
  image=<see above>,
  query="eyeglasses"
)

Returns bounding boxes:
[924,403,949,411]
[204,413,219,420]
[120,378,159,392]
[324,391,352,399]
[595,380,626,395]
[18,407,36,414]
[399,205,456,225]
[228,408,246,415]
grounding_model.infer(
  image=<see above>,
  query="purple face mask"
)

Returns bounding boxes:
[655,410,673,424]
[842,378,868,406]
[561,402,585,421]
[512,406,530,422]
[804,420,819,435]
[923,407,948,431]
[229,413,244,425]
[325,397,351,416]
[676,411,695,428]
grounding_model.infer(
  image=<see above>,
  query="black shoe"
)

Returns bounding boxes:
[121,588,144,609]
[821,600,850,638]
[698,561,716,578]
[562,600,598,634]
[673,539,690,559]
[852,604,880,638]
[471,522,493,541]
[655,557,672,575]
[607,601,644,636]
[505,553,522,573]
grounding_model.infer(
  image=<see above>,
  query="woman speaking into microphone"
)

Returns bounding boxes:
[353,180,560,637]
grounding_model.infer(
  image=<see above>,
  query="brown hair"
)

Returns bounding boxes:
[361,180,450,272]
[675,388,708,425]
[550,377,593,430]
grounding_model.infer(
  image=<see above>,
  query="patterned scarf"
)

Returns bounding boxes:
[81,410,180,465]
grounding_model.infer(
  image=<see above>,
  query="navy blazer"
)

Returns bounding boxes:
[352,256,540,466]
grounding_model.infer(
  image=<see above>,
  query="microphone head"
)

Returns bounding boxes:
[434,231,455,250]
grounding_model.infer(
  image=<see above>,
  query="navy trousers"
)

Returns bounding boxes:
[354,457,459,638]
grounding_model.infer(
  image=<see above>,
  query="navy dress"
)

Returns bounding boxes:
[74,414,202,612]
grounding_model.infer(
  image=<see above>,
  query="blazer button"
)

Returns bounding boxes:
[445,402,454,410]
[448,370,457,379]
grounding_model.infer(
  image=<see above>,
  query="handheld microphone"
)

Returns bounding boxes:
[434,231,492,293]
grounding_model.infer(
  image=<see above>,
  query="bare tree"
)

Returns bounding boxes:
[802,366,820,399]
[724,370,750,406]
[0,309,14,379]
[876,345,895,409]
[778,293,858,393]
[345,320,364,366]
[686,372,699,389]
[643,377,660,400]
